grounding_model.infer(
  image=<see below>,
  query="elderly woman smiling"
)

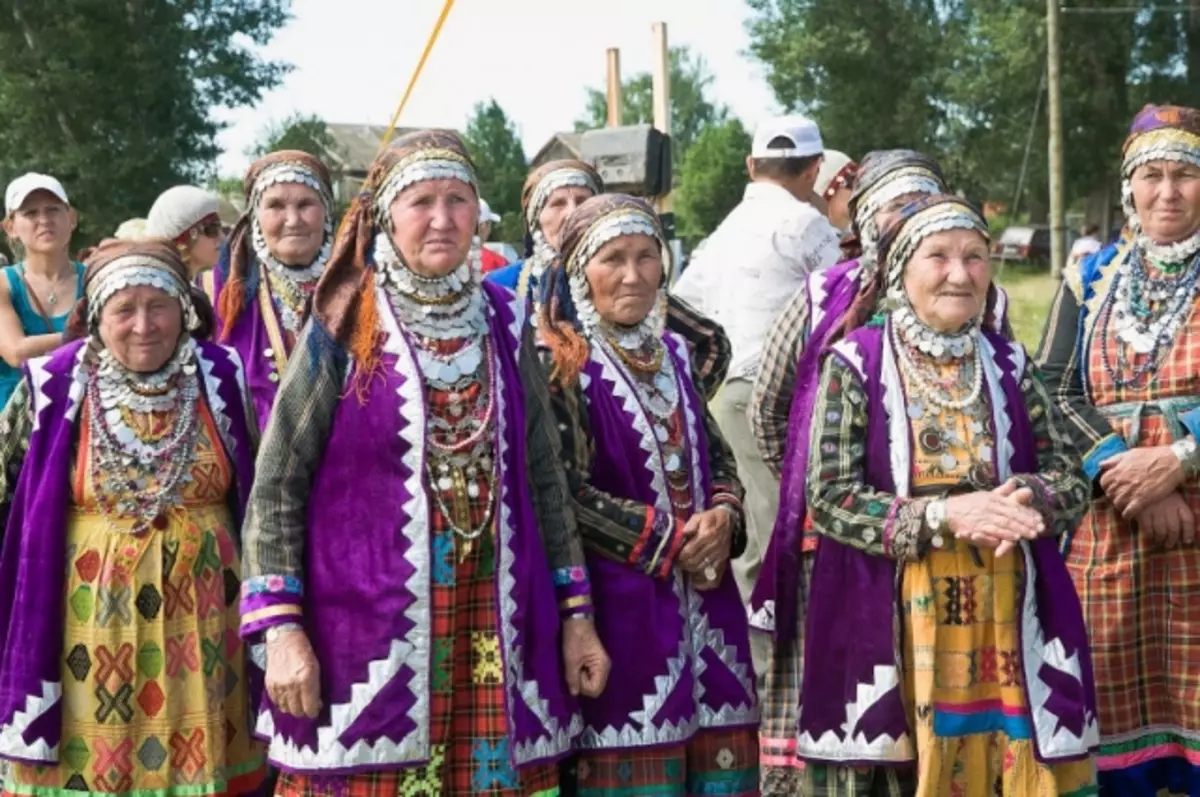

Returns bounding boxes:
[793,196,1098,796]
[537,195,758,796]
[0,240,263,797]
[202,150,335,431]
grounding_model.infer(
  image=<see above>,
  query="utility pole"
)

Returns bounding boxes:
[606,48,623,128]
[651,22,673,224]
[1047,0,1066,280]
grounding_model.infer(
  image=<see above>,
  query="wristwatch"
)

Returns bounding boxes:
[265,622,302,643]
[1171,437,1199,479]
[924,499,949,549]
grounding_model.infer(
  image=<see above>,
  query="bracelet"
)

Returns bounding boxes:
[265,622,303,642]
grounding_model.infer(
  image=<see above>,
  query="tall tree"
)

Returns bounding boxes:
[463,99,528,243]
[0,0,291,243]
[675,119,751,245]
[745,0,945,159]
[251,113,342,160]
[574,46,728,171]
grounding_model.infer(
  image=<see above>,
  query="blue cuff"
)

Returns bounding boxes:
[1180,408,1200,442]
[1082,434,1128,481]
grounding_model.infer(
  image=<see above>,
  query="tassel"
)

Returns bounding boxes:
[348,271,385,404]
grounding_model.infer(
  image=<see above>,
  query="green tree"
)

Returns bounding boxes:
[0,0,291,243]
[574,46,728,173]
[250,113,342,160]
[675,119,751,245]
[463,99,528,243]
[745,0,945,160]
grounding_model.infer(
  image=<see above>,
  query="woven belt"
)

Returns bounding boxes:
[1098,395,1200,447]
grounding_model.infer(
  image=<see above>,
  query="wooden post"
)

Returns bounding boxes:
[606,48,623,128]
[651,22,673,220]
[1046,0,1065,280]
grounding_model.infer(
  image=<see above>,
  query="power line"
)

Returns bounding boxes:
[1061,5,1200,13]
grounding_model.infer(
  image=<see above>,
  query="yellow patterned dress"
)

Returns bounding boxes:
[801,349,1097,797]
[3,402,265,797]
[898,366,1096,796]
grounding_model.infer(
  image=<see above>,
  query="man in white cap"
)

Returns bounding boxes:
[477,197,509,274]
[673,114,842,686]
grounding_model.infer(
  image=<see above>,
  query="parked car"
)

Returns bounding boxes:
[992,225,1051,265]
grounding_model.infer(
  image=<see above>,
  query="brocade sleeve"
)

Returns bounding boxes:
[1034,280,1127,482]
[239,321,344,637]
[1009,358,1090,538]
[0,379,32,509]
[750,284,810,477]
[538,348,691,579]
[665,295,731,401]
[517,324,592,619]
[806,355,932,561]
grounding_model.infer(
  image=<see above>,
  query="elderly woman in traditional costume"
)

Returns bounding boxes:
[538,194,758,796]
[241,130,608,796]
[201,151,334,430]
[487,160,732,400]
[797,195,1097,795]
[0,239,263,796]
[748,151,959,792]
[1037,104,1200,794]
[146,185,224,277]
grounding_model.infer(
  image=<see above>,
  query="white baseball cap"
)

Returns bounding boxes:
[5,172,70,216]
[751,115,824,159]
[478,198,502,224]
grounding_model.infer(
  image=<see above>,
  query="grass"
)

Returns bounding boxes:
[993,262,1060,352]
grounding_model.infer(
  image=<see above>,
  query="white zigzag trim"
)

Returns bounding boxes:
[0,680,61,762]
[256,286,431,770]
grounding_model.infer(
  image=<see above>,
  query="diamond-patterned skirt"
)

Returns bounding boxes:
[3,503,265,797]
[276,526,558,797]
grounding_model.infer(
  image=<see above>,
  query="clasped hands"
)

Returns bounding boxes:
[1100,445,1195,549]
[943,479,1045,558]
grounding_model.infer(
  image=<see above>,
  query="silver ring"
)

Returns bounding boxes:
[703,566,718,581]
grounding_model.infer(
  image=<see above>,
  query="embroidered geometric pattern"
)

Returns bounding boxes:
[4,403,265,797]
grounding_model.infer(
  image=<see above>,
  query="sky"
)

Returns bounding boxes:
[214,0,780,176]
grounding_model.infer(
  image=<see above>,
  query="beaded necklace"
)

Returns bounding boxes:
[86,340,202,534]
[1100,244,1200,387]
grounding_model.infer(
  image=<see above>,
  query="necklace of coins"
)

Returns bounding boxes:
[87,342,202,534]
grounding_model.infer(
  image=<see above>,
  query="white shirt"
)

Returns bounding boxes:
[1068,235,1102,265]
[674,181,842,381]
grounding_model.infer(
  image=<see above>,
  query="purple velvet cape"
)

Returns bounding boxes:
[204,265,290,433]
[795,319,1099,767]
[750,265,1015,640]
[0,338,256,764]
[749,259,862,638]
[571,332,757,750]
[246,281,581,774]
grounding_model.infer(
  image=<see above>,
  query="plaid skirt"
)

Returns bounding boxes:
[562,729,758,796]
[1075,304,1200,793]
[759,553,813,796]
[276,529,558,797]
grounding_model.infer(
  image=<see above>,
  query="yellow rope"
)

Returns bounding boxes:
[336,0,457,240]
[376,0,457,158]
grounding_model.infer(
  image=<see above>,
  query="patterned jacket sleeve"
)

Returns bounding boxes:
[750,283,810,476]
[665,294,731,401]
[805,355,932,561]
[537,346,690,580]
[1034,279,1126,482]
[239,321,344,637]
[517,323,593,619]
[1009,357,1090,539]
[0,378,32,510]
